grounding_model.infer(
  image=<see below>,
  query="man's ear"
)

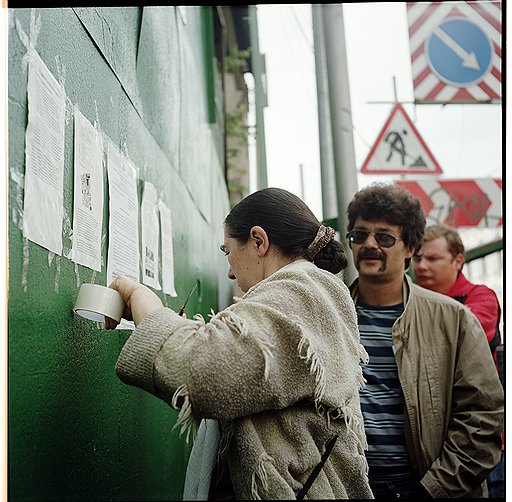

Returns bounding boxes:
[405,245,416,259]
[454,252,464,272]
[250,226,270,257]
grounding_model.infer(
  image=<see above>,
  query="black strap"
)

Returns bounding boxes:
[452,294,468,304]
[489,324,501,355]
[453,294,501,357]
[489,303,502,354]
[296,435,338,500]
[496,344,504,387]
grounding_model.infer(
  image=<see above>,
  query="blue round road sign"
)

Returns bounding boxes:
[426,18,492,87]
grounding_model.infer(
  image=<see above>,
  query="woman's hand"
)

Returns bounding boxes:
[105,275,164,329]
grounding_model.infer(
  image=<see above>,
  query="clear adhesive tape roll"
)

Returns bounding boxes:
[73,283,126,323]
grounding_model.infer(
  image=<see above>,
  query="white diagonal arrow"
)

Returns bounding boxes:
[432,25,480,71]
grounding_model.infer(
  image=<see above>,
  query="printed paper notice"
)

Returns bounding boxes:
[106,142,140,285]
[23,51,65,255]
[141,182,161,290]
[158,202,178,297]
[71,108,104,271]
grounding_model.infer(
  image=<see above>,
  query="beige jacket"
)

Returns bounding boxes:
[116,260,373,499]
[350,274,504,498]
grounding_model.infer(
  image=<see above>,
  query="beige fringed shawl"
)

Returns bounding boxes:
[115,259,373,499]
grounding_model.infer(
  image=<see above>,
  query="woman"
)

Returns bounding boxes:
[108,187,372,499]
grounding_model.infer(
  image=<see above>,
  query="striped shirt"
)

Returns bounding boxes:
[357,302,419,498]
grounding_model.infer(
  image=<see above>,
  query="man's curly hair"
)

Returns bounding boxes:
[347,182,426,255]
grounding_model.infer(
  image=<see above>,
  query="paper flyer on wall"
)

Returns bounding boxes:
[158,202,178,297]
[141,181,161,290]
[106,142,140,330]
[23,51,65,256]
[106,142,140,284]
[71,107,104,271]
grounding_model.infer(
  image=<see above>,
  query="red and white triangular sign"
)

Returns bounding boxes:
[360,103,443,175]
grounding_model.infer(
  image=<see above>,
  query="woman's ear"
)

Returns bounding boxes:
[250,226,270,257]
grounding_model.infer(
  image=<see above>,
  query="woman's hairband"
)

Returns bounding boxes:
[305,225,335,260]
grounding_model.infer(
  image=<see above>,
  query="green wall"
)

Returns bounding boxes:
[8,6,231,501]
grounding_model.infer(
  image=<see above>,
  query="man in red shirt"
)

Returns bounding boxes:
[412,223,503,498]
[412,224,501,359]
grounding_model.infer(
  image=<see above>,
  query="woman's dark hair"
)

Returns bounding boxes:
[346,182,426,263]
[224,187,347,274]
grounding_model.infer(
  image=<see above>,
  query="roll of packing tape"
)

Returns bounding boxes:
[73,283,126,323]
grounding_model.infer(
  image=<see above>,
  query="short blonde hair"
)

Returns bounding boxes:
[423,224,465,258]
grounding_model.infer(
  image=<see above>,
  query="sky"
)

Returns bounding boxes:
[255,2,503,300]
[256,3,503,218]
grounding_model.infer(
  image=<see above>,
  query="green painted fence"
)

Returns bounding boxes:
[8,6,231,501]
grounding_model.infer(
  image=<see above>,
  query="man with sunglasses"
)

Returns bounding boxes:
[345,183,503,500]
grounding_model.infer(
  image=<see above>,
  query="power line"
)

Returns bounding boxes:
[288,5,314,52]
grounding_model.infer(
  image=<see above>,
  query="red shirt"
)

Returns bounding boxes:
[445,272,501,357]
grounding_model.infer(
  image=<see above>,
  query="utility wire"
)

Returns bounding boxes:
[277,6,316,98]
[288,4,315,52]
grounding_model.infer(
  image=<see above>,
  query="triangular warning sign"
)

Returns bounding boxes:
[360,103,443,175]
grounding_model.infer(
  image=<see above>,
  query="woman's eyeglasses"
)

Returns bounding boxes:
[346,229,403,248]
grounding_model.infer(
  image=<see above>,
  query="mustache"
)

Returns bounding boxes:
[358,249,385,261]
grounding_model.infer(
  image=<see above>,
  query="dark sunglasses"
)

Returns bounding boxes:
[346,229,403,248]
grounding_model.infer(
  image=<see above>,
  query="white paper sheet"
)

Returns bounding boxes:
[106,142,140,285]
[141,182,161,290]
[71,107,104,271]
[158,202,178,297]
[23,51,65,255]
